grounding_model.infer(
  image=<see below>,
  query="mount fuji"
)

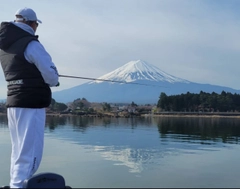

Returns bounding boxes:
[53,60,240,104]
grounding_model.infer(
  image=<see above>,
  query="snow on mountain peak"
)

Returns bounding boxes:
[93,60,190,84]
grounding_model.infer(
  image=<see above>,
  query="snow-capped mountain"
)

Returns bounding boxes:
[93,60,189,83]
[53,60,240,104]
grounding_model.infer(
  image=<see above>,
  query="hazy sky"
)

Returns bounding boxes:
[1,0,240,99]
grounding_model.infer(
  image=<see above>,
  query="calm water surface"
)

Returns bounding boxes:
[1,115,240,188]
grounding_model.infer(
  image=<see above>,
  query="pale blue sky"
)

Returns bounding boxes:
[1,0,240,99]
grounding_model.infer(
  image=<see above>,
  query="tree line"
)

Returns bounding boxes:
[157,91,240,112]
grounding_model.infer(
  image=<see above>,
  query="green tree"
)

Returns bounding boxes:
[53,102,68,112]
[157,92,168,110]
[50,98,56,110]
[157,91,240,112]
[131,101,137,107]
[102,103,111,112]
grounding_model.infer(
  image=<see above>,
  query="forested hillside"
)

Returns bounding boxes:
[157,91,240,112]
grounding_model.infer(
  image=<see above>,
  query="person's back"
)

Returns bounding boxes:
[0,7,59,188]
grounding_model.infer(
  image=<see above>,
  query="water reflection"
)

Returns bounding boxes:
[44,116,240,174]
[46,116,153,130]
[45,115,240,144]
[157,117,240,144]
[1,115,240,174]
[0,115,8,128]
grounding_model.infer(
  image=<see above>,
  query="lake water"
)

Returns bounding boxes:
[1,115,240,188]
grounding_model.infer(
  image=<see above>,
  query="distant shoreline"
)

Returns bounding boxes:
[142,112,240,118]
[48,112,240,118]
[1,112,240,118]
[143,114,240,118]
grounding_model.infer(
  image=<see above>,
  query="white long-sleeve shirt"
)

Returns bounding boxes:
[12,22,59,87]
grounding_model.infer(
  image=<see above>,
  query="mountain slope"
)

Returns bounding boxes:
[93,60,190,83]
[53,60,240,104]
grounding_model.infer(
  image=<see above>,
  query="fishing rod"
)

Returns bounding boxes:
[58,74,167,88]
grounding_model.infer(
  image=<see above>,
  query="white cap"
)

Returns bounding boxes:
[15,7,42,23]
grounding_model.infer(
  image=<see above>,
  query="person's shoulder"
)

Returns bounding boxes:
[27,39,47,53]
[0,21,15,29]
[1,21,12,25]
[12,22,35,35]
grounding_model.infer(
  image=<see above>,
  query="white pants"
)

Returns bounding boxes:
[7,108,46,188]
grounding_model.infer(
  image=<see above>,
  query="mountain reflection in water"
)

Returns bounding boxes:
[1,115,240,187]
[43,116,240,173]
